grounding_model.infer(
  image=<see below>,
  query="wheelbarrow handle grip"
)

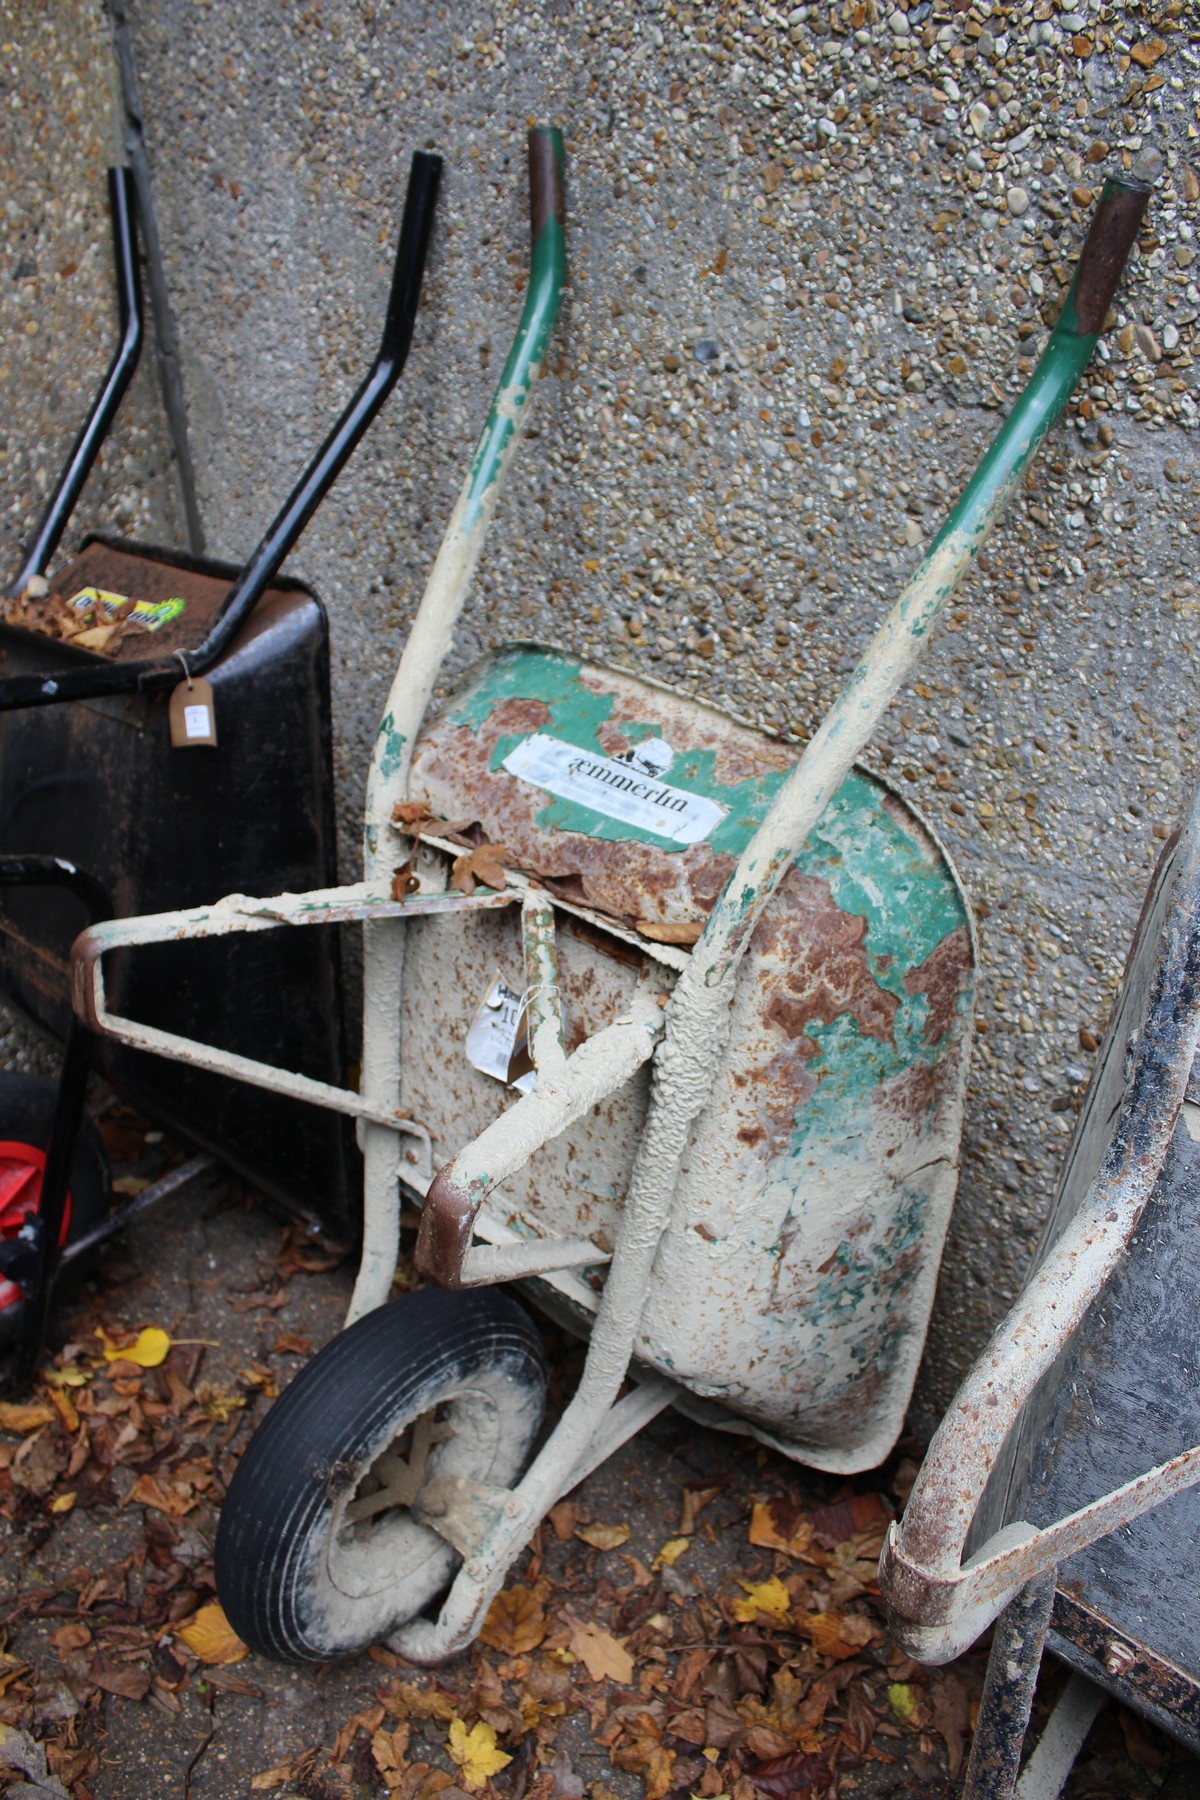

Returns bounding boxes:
[381,149,443,367]
[529,124,566,245]
[1069,177,1150,336]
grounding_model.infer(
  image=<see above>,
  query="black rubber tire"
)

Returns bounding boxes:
[215,1285,547,1663]
[0,1072,112,1350]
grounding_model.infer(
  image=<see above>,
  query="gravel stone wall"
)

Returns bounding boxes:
[3,0,1197,1433]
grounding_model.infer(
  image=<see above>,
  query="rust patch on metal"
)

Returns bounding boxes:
[759,881,900,1054]
[415,1166,477,1289]
[904,925,973,1045]
[879,1054,957,1130]
[1073,181,1151,336]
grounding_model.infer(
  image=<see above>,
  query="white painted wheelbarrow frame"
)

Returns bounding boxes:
[71,138,1149,1661]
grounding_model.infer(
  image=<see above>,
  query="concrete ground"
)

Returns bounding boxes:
[0,1093,1195,1799]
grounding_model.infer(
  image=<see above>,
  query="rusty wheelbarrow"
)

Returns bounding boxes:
[881,776,1200,1796]
[69,140,1148,1663]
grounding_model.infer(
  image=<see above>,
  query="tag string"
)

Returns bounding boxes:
[173,650,193,691]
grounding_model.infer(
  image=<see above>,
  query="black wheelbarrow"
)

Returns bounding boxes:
[0,153,440,1375]
[881,773,1200,1795]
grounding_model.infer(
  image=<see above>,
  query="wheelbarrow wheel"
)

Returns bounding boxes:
[0,1073,112,1349]
[215,1285,547,1663]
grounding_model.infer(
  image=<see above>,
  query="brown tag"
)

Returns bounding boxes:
[168,677,218,748]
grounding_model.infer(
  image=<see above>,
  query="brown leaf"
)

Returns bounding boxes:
[748,1496,814,1560]
[747,1748,832,1798]
[51,1623,92,1656]
[797,1610,881,1661]
[928,1669,970,1778]
[548,1500,577,1541]
[807,1492,892,1546]
[635,918,703,945]
[0,1402,56,1435]
[126,1473,197,1519]
[451,843,509,896]
[612,1736,675,1800]
[678,1479,727,1535]
[576,1520,630,1551]
[393,801,437,830]
[392,868,420,901]
[564,1612,634,1685]
[479,1583,547,1654]
[90,1659,151,1702]
[372,1722,412,1789]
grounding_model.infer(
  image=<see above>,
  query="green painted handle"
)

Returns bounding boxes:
[460,125,566,531]
[927,177,1149,561]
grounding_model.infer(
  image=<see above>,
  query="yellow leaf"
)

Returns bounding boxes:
[43,1365,89,1388]
[889,1682,925,1725]
[653,1536,690,1569]
[564,1612,634,1684]
[175,1601,249,1665]
[0,1402,55,1435]
[733,1576,792,1624]
[99,1325,172,1368]
[49,1492,75,1515]
[446,1717,512,1789]
[576,1520,630,1551]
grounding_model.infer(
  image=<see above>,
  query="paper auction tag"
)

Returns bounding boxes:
[168,676,218,748]
[465,973,537,1095]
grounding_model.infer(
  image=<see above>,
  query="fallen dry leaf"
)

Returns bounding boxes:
[446,1717,511,1789]
[564,1613,634,1685]
[798,1609,880,1661]
[450,843,510,895]
[479,1583,548,1653]
[635,918,704,945]
[612,1735,675,1800]
[372,1722,412,1791]
[652,1537,690,1569]
[0,1402,56,1435]
[748,1497,814,1560]
[175,1601,249,1666]
[392,801,437,830]
[576,1520,630,1552]
[99,1326,172,1368]
[733,1576,792,1624]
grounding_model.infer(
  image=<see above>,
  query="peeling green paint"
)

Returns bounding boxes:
[377,713,406,781]
[460,129,566,535]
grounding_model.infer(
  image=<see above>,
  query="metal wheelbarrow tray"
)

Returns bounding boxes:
[0,155,440,1236]
[70,138,1148,1665]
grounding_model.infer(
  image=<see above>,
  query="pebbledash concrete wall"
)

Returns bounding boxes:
[2,0,1197,1433]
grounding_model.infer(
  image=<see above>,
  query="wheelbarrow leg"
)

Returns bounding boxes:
[963,1570,1056,1800]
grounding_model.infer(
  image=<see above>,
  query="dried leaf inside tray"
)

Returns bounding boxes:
[451,843,510,896]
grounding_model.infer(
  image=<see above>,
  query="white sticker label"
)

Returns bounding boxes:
[184,704,212,740]
[465,974,537,1094]
[502,732,725,847]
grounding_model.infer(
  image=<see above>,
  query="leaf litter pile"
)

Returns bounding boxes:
[0,1103,1191,1799]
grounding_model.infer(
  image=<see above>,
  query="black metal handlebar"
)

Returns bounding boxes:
[0,148,443,713]
[5,168,144,603]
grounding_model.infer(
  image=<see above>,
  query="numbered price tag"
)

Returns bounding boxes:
[168,676,218,748]
[464,973,538,1095]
